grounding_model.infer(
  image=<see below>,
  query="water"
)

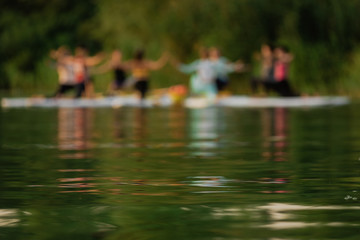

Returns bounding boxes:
[1,105,360,239]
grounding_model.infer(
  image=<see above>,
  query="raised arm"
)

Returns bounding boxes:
[284,53,294,63]
[147,52,169,70]
[85,52,105,66]
[50,50,59,59]
[120,60,133,71]
[92,59,112,74]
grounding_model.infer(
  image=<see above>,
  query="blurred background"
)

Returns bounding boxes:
[1,0,360,96]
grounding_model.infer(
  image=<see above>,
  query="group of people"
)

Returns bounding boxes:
[51,46,169,99]
[96,49,169,99]
[50,44,296,101]
[50,46,104,98]
[251,44,298,97]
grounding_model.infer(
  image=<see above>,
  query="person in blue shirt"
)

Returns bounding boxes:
[175,47,217,102]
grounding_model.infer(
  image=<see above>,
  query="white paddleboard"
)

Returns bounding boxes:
[1,95,350,108]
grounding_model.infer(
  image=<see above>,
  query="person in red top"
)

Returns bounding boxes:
[273,46,298,97]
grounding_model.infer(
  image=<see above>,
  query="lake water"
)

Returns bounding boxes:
[1,105,360,239]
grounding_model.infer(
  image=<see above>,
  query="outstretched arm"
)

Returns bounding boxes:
[232,60,247,72]
[93,51,121,74]
[50,49,73,65]
[50,50,58,59]
[147,52,169,70]
[120,61,133,71]
[178,60,199,74]
[284,53,294,63]
[92,59,112,74]
[85,52,105,66]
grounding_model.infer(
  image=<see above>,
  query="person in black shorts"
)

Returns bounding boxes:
[123,49,168,100]
[96,50,127,95]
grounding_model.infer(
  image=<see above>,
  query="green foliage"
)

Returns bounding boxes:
[0,0,98,89]
[338,48,360,96]
[1,0,360,94]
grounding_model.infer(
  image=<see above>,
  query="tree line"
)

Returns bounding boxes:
[1,0,360,94]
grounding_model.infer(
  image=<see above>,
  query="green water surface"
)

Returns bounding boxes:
[0,105,360,239]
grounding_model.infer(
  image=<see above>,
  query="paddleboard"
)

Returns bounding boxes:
[1,95,350,108]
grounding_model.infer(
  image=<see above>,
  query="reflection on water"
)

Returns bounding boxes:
[186,176,235,188]
[189,108,220,156]
[133,108,147,144]
[1,105,360,239]
[259,108,291,194]
[257,203,360,229]
[58,108,93,159]
[261,107,288,162]
[113,109,126,140]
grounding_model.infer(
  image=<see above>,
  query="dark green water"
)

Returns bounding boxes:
[1,105,360,239]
